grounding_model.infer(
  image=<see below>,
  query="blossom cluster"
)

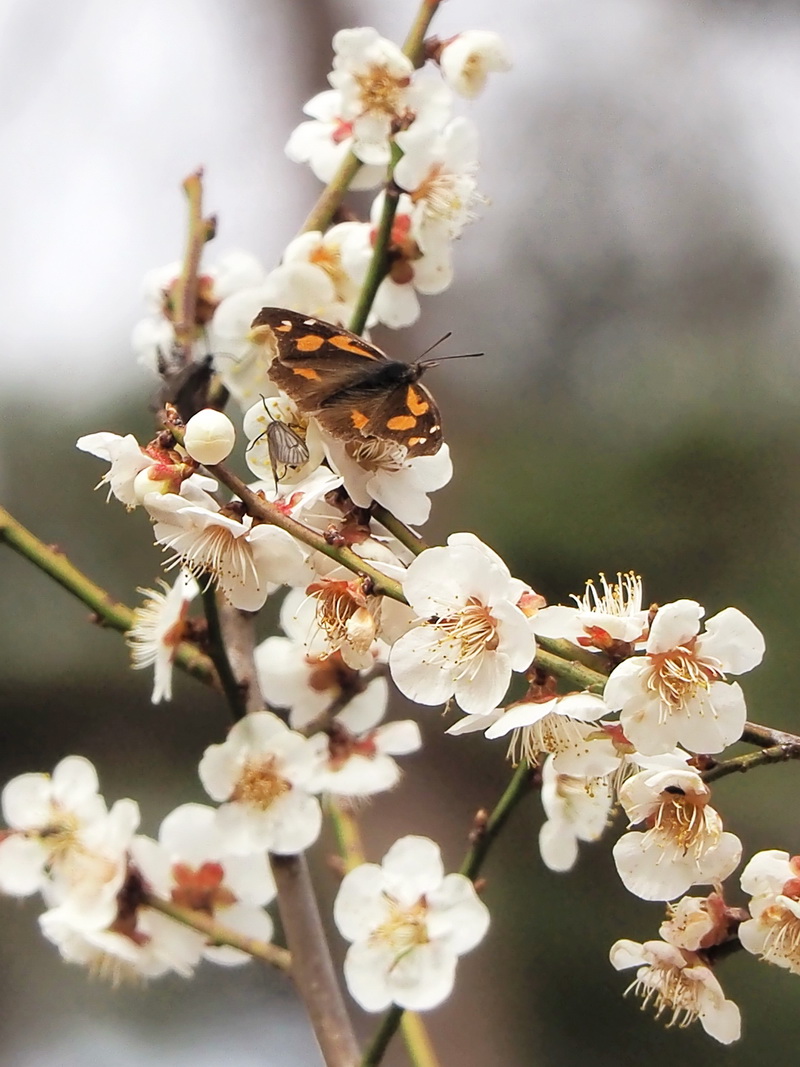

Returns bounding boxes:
[6,9,795,1055]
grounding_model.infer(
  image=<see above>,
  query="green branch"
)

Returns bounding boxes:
[349,159,401,336]
[145,894,291,971]
[0,504,216,687]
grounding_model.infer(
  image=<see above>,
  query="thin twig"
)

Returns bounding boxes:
[371,505,428,556]
[702,743,800,784]
[349,163,401,336]
[171,169,216,360]
[204,458,407,602]
[533,647,608,693]
[742,720,800,748]
[145,894,291,971]
[0,504,215,686]
[299,0,443,237]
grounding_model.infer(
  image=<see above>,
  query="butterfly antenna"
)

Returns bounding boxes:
[414,332,453,362]
[419,350,484,369]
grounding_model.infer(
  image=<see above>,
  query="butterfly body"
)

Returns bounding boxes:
[254,307,442,457]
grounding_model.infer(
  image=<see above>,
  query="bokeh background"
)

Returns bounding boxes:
[2,0,800,1063]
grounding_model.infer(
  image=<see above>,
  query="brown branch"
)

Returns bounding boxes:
[171,169,216,361]
[272,853,360,1067]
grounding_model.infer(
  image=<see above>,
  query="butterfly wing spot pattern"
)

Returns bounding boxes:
[254,307,445,458]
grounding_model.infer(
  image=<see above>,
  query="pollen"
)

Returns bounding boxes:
[311,580,378,656]
[758,906,800,973]
[354,65,409,116]
[433,599,499,671]
[647,648,724,717]
[646,788,721,859]
[573,572,642,617]
[370,894,430,954]
[506,710,589,766]
[232,757,290,810]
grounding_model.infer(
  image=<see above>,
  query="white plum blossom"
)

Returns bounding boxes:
[659,893,730,953]
[390,533,537,715]
[340,194,453,328]
[604,600,765,755]
[612,763,741,901]
[305,718,421,798]
[538,757,613,873]
[394,117,480,252]
[199,712,322,856]
[738,849,800,974]
[132,803,276,966]
[127,570,199,703]
[532,572,648,652]
[438,31,512,99]
[328,29,451,166]
[255,587,389,731]
[132,250,267,372]
[324,436,453,526]
[40,902,205,982]
[144,485,311,611]
[610,938,741,1044]
[448,691,611,770]
[0,757,139,932]
[285,89,384,189]
[282,223,370,311]
[76,432,200,508]
[334,835,489,1011]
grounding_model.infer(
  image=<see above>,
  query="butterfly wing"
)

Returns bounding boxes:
[254,306,443,456]
[256,307,387,410]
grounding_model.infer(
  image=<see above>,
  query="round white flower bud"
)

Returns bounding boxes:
[183,409,236,465]
[440,31,512,99]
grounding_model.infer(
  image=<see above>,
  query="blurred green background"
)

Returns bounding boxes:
[2,0,800,1064]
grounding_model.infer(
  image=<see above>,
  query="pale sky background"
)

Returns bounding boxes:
[2,0,800,402]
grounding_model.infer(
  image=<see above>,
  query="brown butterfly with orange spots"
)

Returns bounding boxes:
[254,307,481,457]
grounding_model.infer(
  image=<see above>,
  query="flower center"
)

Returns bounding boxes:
[346,437,406,471]
[759,905,800,973]
[171,861,237,914]
[647,647,724,716]
[646,788,720,858]
[355,66,409,116]
[434,599,499,673]
[506,710,590,766]
[233,757,290,810]
[371,895,430,955]
[627,958,704,1029]
[310,580,377,656]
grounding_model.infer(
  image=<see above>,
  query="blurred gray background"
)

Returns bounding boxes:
[2,0,800,1063]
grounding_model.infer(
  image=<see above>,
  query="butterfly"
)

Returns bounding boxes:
[253,307,480,457]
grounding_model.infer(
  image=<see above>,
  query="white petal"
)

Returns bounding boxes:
[334,864,389,941]
[0,835,48,895]
[539,820,579,872]
[696,607,765,674]
[647,600,704,654]
[382,836,444,901]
